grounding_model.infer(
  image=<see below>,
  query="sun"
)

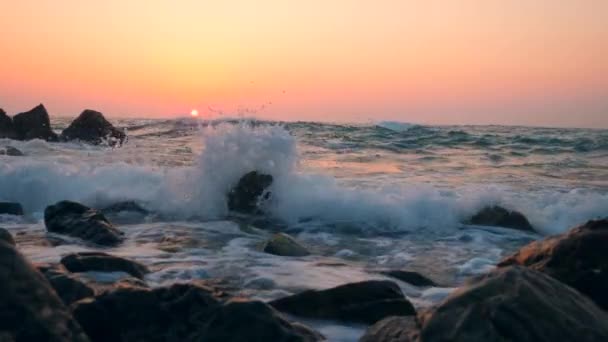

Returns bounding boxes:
[190,109,199,117]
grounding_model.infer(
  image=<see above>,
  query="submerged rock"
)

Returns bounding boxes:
[36,263,95,305]
[0,202,24,216]
[101,201,149,215]
[270,280,416,324]
[12,104,58,141]
[468,205,534,232]
[0,241,90,341]
[227,171,273,214]
[0,228,15,246]
[1,146,24,156]
[44,201,124,246]
[263,233,310,257]
[61,110,126,146]
[498,218,608,310]
[359,316,420,342]
[379,270,438,287]
[61,252,149,280]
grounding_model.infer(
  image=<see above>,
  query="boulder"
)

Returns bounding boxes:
[61,110,126,146]
[359,316,420,342]
[498,218,608,310]
[12,104,58,141]
[36,263,95,305]
[61,252,149,280]
[44,201,124,246]
[270,280,416,324]
[227,171,273,214]
[0,109,16,139]
[0,228,15,246]
[72,283,320,342]
[379,270,438,287]
[468,205,534,232]
[263,233,310,257]
[1,146,24,156]
[0,241,90,341]
[0,202,24,216]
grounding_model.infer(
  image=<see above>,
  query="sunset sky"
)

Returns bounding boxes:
[1,1,607,127]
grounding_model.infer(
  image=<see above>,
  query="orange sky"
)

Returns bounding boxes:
[1,1,607,127]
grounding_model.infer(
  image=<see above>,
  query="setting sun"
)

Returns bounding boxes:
[190,109,199,117]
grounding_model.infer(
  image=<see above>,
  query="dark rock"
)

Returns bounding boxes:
[498,218,608,310]
[0,228,15,246]
[1,146,24,156]
[359,316,420,342]
[415,266,608,342]
[228,171,273,214]
[0,202,23,216]
[44,200,124,246]
[270,280,416,324]
[61,252,149,280]
[12,104,58,141]
[61,110,126,146]
[0,241,90,341]
[101,201,149,215]
[468,205,534,231]
[263,233,310,257]
[0,109,16,139]
[72,283,320,342]
[380,270,438,287]
[36,263,95,305]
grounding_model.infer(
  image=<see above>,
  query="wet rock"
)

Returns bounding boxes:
[72,283,320,342]
[414,266,608,342]
[270,280,416,324]
[498,218,608,310]
[359,316,420,342]
[61,252,149,280]
[228,171,273,214]
[0,228,15,246]
[0,108,16,139]
[263,233,310,257]
[0,202,24,216]
[379,270,438,287]
[0,241,90,341]
[468,205,534,232]
[0,146,24,156]
[61,110,126,146]
[12,104,58,141]
[101,201,149,215]
[44,201,124,246]
[36,263,95,305]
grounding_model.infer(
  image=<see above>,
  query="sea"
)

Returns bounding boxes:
[1,117,607,340]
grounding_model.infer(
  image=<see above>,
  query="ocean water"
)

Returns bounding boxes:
[1,118,607,340]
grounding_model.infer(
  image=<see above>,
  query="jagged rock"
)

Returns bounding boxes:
[0,241,90,341]
[359,316,420,342]
[0,228,14,246]
[0,109,16,139]
[228,171,273,214]
[468,205,534,232]
[61,252,149,280]
[0,202,23,216]
[0,146,24,156]
[61,110,126,146]
[498,218,608,310]
[36,263,95,305]
[12,104,58,141]
[270,280,416,324]
[44,201,124,246]
[379,270,438,287]
[263,233,310,257]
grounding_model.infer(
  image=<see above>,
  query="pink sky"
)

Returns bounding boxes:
[1,1,607,127]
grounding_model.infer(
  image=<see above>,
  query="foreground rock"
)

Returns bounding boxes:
[380,270,438,287]
[44,201,124,246]
[36,263,95,305]
[0,241,90,341]
[270,280,415,324]
[360,316,420,342]
[61,252,149,279]
[0,108,16,139]
[263,233,310,257]
[228,171,273,214]
[0,228,15,246]
[498,218,608,310]
[468,205,534,232]
[12,104,58,141]
[0,202,24,216]
[61,110,126,146]
[73,283,321,342]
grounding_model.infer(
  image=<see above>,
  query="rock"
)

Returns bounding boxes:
[227,171,273,214]
[498,218,608,310]
[0,241,90,341]
[72,283,320,342]
[0,202,24,216]
[0,109,16,139]
[359,316,420,342]
[0,228,15,246]
[413,266,608,342]
[379,270,438,287]
[0,146,24,156]
[44,200,124,246]
[61,110,126,146]
[61,252,149,280]
[12,104,58,141]
[468,205,534,231]
[270,280,416,324]
[263,233,310,257]
[36,263,95,305]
